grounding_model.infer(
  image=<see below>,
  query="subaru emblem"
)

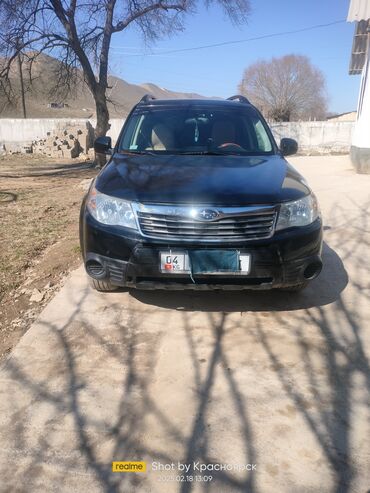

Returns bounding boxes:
[196,209,220,221]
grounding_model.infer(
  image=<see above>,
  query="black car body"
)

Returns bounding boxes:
[80,95,323,291]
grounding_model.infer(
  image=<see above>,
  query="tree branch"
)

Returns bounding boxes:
[98,0,115,89]
[49,0,97,92]
[112,1,187,32]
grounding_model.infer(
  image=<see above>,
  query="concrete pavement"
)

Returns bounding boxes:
[0,156,369,493]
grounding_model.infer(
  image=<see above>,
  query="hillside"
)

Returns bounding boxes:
[0,53,209,118]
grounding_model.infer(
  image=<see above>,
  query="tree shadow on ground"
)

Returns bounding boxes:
[1,266,368,493]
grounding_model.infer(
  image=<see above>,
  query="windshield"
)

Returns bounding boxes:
[118,106,275,156]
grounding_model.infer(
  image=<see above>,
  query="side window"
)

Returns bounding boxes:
[120,114,143,150]
[253,119,272,152]
[131,115,145,149]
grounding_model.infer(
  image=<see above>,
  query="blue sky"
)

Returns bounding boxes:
[109,0,360,114]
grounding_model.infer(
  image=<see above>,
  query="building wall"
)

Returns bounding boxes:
[0,118,354,154]
[350,52,370,173]
[352,56,370,149]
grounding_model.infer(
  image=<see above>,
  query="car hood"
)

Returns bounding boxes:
[96,153,310,205]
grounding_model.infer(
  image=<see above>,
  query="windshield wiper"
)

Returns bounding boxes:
[176,150,221,155]
[119,149,242,156]
[119,150,157,156]
[178,150,240,156]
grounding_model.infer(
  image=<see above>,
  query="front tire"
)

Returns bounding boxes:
[89,278,118,292]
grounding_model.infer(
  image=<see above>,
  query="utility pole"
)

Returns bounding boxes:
[17,52,27,119]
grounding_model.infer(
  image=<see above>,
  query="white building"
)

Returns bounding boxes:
[347,0,370,173]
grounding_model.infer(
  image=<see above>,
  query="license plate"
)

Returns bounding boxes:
[160,252,190,273]
[160,251,251,274]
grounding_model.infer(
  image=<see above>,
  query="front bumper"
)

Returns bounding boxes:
[80,208,323,290]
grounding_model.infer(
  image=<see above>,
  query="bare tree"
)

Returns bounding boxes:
[0,0,251,138]
[238,54,328,121]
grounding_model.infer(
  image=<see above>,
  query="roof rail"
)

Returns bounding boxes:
[227,95,250,104]
[139,94,156,104]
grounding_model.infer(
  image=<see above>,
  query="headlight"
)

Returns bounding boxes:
[276,194,319,230]
[86,186,137,229]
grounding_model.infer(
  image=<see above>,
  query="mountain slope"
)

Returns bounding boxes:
[0,53,209,118]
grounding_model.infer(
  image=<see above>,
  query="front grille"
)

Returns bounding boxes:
[137,208,277,242]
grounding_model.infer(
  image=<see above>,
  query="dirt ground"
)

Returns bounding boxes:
[0,153,97,359]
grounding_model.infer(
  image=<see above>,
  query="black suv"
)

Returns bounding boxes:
[80,95,323,291]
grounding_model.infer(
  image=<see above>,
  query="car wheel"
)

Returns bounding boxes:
[89,278,119,292]
[279,282,308,292]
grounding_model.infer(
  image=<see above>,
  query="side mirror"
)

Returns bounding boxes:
[280,138,298,156]
[94,136,112,155]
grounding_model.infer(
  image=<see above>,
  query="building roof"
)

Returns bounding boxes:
[327,111,357,121]
[347,0,370,22]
